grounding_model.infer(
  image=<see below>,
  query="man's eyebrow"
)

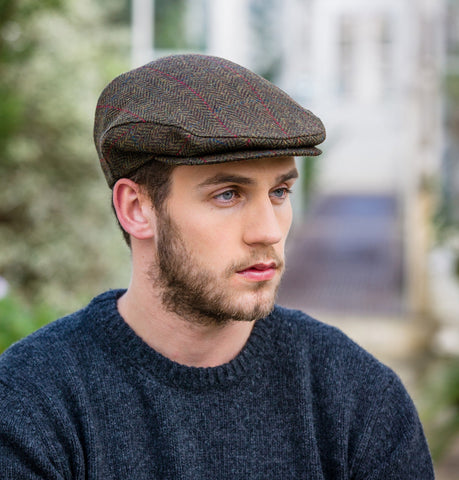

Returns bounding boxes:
[276,168,299,184]
[196,167,299,189]
[197,173,255,188]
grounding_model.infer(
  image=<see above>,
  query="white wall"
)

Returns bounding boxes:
[206,0,252,68]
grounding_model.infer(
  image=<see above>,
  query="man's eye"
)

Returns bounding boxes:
[215,190,237,202]
[271,187,292,199]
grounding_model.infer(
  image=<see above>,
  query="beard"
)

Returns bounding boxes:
[148,210,284,326]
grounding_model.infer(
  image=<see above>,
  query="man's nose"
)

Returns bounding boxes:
[242,198,284,247]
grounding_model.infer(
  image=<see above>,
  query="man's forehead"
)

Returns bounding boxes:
[172,156,298,187]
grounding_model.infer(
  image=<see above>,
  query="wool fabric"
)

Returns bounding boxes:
[0,290,434,479]
[94,54,326,188]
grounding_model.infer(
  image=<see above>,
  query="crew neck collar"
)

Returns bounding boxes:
[87,289,279,391]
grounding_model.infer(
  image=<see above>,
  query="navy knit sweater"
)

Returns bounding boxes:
[0,290,434,479]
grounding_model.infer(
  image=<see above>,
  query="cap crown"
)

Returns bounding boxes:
[94,54,326,187]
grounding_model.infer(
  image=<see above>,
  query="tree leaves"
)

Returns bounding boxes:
[0,0,130,311]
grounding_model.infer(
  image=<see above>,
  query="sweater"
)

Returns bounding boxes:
[0,289,434,479]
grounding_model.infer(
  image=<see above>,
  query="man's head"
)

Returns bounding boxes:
[94,54,325,323]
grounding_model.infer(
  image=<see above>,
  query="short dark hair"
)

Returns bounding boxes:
[112,160,175,247]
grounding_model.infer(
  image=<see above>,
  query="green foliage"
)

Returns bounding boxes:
[96,0,130,26]
[153,0,206,51]
[0,294,60,353]
[301,156,318,206]
[155,0,187,49]
[445,73,459,102]
[0,0,131,312]
[0,1,63,66]
[435,71,459,279]
[422,357,459,461]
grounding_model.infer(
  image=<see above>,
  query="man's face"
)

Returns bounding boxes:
[149,156,298,325]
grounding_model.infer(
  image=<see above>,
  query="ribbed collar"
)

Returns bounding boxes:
[86,290,280,391]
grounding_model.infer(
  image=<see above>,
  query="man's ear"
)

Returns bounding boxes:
[112,179,156,240]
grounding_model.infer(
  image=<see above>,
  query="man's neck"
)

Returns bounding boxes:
[117,285,255,368]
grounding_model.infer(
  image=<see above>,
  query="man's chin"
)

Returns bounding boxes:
[227,293,277,322]
[195,292,276,325]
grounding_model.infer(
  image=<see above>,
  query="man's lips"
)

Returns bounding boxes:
[236,262,278,281]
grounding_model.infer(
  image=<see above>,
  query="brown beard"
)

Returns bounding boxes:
[148,210,284,326]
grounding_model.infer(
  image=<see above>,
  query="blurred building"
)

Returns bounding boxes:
[276,0,444,317]
[133,0,445,312]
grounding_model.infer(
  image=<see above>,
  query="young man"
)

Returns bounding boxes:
[0,55,434,478]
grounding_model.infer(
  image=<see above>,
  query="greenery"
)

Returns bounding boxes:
[0,0,206,351]
[0,294,61,353]
[422,357,459,461]
[301,156,319,207]
[436,72,459,237]
[155,0,188,49]
[0,0,131,316]
[425,32,459,462]
[154,0,206,52]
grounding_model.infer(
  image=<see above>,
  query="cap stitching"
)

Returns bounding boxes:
[175,133,192,156]
[218,62,290,137]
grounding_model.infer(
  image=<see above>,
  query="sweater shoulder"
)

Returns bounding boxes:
[271,305,397,387]
[0,290,121,386]
[272,304,364,352]
[0,313,84,391]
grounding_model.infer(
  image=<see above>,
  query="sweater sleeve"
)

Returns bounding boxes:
[0,381,79,480]
[350,375,434,480]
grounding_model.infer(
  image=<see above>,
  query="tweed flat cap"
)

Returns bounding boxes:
[94,54,326,188]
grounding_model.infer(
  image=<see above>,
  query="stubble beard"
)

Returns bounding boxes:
[148,211,284,326]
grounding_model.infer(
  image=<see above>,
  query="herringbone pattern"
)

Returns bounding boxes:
[94,54,326,187]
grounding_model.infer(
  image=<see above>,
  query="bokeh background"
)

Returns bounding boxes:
[1,0,458,476]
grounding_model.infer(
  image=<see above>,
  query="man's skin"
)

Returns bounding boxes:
[115,156,298,367]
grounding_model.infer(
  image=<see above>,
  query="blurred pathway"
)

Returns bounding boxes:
[278,193,404,316]
[277,192,452,480]
[277,193,430,395]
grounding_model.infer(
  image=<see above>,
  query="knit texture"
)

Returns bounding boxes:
[94,54,326,187]
[0,290,434,479]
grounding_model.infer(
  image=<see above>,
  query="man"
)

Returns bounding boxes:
[0,54,434,478]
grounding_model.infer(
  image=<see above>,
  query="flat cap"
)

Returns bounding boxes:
[94,54,326,188]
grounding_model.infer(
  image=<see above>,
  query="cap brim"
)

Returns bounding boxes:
[152,146,323,166]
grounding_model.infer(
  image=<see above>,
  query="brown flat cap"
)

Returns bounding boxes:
[94,54,326,188]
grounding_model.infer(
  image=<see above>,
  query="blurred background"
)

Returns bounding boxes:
[0,0,458,476]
